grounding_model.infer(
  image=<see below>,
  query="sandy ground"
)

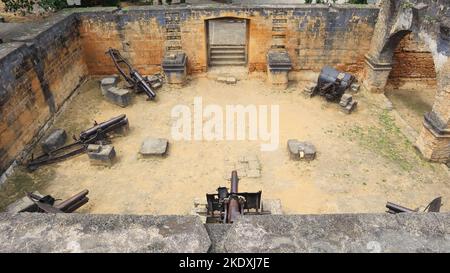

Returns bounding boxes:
[1,76,449,215]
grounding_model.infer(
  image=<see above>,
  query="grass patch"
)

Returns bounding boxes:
[0,168,55,211]
[344,110,415,171]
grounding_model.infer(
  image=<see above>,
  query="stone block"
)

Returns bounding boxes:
[350,83,361,93]
[341,100,358,114]
[87,145,116,166]
[226,77,237,84]
[288,139,316,161]
[339,93,353,107]
[303,83,316,98]
[100,75,119,96]
[41,129,67,154]
[104,87,132,107]
[140,138,169,157]
[217,76,237,85]
[5,192,43,213]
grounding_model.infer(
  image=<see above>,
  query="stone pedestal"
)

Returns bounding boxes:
[104,87,132,107]
[162,52,187,85]
[362,55,392,93]
[87,145,116,167]
[415,112,450,163]
[267,50,292,90]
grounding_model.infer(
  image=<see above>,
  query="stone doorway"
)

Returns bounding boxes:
[206,18,248,67]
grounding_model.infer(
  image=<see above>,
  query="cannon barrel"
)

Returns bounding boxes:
[386,202,415,213]
[230,170,239,194]
[55,189,89,212]
[227,170,241,223]
[79,114,126,141]
[132,71,157,99]
[63,197,89,213]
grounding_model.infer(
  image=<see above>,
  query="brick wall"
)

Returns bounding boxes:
[0,14,87,175]
[78,6,379,76]
[0,6,379,176]
[388,33,437,88]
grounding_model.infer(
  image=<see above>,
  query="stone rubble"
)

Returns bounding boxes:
[302,82,316,98]
[339,93,358,114]
[41,129,67,154]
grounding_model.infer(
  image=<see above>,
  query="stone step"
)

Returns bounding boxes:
[210,49,245,55]
[210,47,245,52]
[209,60,247,66]
[210,54,246,60]
[210,44,245,49]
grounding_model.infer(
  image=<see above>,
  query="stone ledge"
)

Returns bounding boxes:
[1,212,449,253]
[220,213,450,253]
[0,213,210,253]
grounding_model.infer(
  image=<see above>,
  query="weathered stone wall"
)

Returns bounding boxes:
[363,0,450,163]
[388,33,437,87]
[77,6,379,76]
[0,13,88,175]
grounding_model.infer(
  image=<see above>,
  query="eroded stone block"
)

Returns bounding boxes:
[41,129,67,154]
[288,139,316,161]
[339,94,353,107]
[104,87,132,107]
[140,138,169,156]
[87,145,116,166]
[342,100,358,115]
[100,75,119,96]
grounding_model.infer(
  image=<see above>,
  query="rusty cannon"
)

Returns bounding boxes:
[26,190,89,213]
[25,114,128,171]
[205,170,269,224]
[386,197,442,214]
[312,66,356,102]
[107,48,163,100]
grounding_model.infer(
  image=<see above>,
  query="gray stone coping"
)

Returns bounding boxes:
[0,213,211,253]
[0,212,449,253]
[221,213,450,253]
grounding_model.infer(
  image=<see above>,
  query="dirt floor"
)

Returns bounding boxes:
[1,75,449,215]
